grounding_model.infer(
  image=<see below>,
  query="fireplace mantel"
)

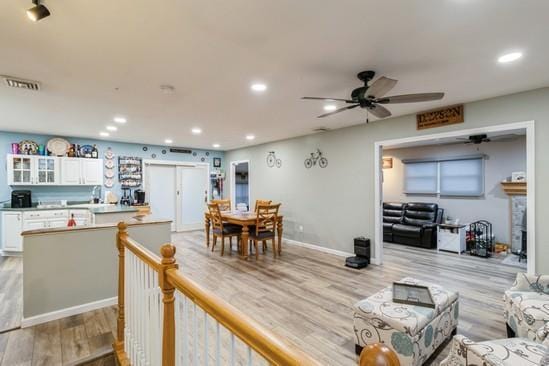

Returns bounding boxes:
[501,181,527,195]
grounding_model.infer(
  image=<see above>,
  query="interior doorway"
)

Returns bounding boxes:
[145,161,209,232]
[230,160,250,211]
[373,121,536,274]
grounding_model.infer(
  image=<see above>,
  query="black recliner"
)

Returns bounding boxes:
[392,203,443,249]
[383,203,405,242]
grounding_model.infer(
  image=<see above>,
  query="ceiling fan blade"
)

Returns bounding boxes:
[366,77,398,99]
[375,92,444,104]
[317,104,359,118]
[368,104,392,119]
[302,97,355,103]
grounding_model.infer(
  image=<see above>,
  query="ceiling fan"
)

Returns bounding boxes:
[457,133,520,145]
[302,70,444,120]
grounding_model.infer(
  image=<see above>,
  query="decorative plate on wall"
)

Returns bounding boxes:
[46,138,70,156]
[104,148,114,159]
[105,160,115,169]
[104,169,115,179]
[104,178,114,188]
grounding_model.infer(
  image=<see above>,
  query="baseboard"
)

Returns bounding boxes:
[282,238,380,265]
[21,297,117,328]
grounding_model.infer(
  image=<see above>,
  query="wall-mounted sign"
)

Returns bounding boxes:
[416,104,464,130]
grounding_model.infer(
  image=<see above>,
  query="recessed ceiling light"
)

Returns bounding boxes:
[99,132,109,137]
[191,128,202,135]
[106,125,118,131]
[246,134,255,140]
[250,83,267,92]
[498,52,523,63]
[165,139,173,144]
[324,104,337,112]
[113,116,127,124]
[212,143,221,148]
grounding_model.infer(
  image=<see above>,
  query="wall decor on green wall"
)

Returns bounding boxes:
[304,149,328,169]
[266,151,282,168]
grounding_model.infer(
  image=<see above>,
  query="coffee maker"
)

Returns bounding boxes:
[134,189,146,205]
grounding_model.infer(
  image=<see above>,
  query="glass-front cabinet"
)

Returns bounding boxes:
[7,155,60,185]
[35,156,58,184]
[9,155,33,185]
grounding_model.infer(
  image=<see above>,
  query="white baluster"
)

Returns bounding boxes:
[230,334,235,366]
[204,312,208,366]
[183,295,189,366]
[193,303,198,366]
[215,321,220,366]
[247,346,252,366]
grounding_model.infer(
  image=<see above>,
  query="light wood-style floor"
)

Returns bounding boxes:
[0,232,518,365]
[0,256,22,333]
[171,231,518,365]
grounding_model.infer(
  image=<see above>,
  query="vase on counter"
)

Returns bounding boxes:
[11,143,19,154]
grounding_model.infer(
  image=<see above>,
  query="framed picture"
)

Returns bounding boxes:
[393,282,435,308]
[213,157,221,168]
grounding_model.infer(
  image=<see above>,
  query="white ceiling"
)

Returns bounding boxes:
[0,0,548,150]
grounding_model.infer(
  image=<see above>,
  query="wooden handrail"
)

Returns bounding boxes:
[165,266,320,366]
[113,222,398,366]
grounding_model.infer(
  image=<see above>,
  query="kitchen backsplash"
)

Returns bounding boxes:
[0,131,224,204]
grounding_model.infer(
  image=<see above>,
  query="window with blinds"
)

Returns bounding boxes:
[403,156,484,197]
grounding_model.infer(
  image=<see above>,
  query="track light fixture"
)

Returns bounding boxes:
[27,0,51,22]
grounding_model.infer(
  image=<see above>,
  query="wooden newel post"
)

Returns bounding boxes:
[160,244,178,366]
[359,343,401,366]
[113,222,129,365]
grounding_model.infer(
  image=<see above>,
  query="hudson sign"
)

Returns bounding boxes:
[416,104,464,130]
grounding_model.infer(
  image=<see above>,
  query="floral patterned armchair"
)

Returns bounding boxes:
[504,273,549,341]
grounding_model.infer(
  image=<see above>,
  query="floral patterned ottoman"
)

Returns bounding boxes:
[353,277,459,366]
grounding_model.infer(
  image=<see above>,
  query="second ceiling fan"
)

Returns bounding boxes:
[302,70,444,120]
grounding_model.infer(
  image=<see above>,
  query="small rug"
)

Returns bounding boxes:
[501,254,527,269]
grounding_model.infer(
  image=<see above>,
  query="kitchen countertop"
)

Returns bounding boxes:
[21,215,171,236]
[0,202,144,214]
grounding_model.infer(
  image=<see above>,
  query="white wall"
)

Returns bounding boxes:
[383,137,526,244]
[225,87,549,273]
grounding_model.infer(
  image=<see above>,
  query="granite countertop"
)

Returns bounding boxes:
[0,202,144,214]
[21,215,171,236]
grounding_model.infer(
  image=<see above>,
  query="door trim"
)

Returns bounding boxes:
[176,164,210,232]
[373,120,536,274]
[229,160,250,211]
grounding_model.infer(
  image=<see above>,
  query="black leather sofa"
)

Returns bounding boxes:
[383,202,443,249]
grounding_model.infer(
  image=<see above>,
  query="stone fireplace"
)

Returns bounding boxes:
[501,181,527,253]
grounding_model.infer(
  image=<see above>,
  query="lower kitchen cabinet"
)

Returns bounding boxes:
[1,212,23,253]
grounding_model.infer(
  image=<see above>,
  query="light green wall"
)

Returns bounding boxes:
[225,87,548,273]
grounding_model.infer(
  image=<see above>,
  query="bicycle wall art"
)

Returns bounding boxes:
[304,149,328,169]
[266,151,282,168]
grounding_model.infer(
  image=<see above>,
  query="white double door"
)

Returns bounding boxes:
[146,163,209,232]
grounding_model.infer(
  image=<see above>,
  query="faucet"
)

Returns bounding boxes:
[91,186,101,203]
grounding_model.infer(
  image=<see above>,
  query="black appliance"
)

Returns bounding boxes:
[120,188,133,206]
[11,190,32,208]
[345,237,370,269]
[134,189,146,205]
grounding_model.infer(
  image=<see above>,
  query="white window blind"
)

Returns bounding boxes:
[404,162,438,194]
[439,158,484,196]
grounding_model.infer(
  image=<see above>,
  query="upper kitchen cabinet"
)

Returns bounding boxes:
[7,154,103,186]
[60,157,103,185]
[7,154,60,185]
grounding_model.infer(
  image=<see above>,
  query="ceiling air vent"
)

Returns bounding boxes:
[2,76,41,91]
[312,127,331,133]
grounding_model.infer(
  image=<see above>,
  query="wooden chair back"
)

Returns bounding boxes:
[207,203,224,232]
[255,203,280,235]
[254,199,272,212]
[211,199,231,211]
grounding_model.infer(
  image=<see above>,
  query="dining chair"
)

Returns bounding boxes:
[254,199,272,212]
[249,203,281,259]
[211,199,231,211]
[207,203,242,256]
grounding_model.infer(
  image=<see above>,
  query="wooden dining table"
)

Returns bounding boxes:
[204,211,283,259]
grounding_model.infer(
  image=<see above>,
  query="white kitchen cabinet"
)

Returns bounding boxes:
[80,159,103,185]
[60,157,103,185]
[61,158,82,185]
[23,220,48,231]
[1,212,23,253]
[7,155,33,185]
[69,210,90,226]
[35,156,60,185]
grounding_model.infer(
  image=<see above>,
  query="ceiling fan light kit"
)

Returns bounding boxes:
[302,70,444,120]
